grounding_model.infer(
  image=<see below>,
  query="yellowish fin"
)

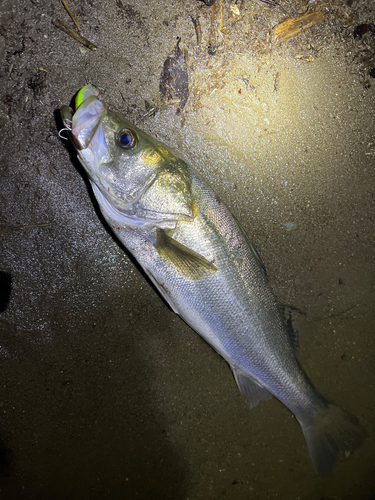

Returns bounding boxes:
[154,229,217,280]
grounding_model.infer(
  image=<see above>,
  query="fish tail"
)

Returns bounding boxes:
[299,403,367,476]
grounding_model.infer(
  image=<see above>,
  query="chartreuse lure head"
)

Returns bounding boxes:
[75,84,99,110]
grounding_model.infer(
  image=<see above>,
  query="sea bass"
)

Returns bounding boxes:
[60,85,365,475]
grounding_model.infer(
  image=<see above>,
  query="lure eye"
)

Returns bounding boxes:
[117,129,137,150]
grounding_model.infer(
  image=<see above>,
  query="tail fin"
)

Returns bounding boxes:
[299,404,367,476]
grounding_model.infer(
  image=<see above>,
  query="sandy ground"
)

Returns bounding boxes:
[0,0,375,498]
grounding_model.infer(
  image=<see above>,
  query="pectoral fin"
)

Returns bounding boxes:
[153,229,218,281]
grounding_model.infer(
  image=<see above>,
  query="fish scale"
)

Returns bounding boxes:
[60,85,366,476]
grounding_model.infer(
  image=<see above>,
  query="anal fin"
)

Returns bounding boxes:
[232,367,272,409]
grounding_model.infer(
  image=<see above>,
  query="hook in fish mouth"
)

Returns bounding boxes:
[59,105,73,141]
[60,105,73,129]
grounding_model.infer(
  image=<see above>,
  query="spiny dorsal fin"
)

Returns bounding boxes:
[153,229,218,281]
[233,215,268,276]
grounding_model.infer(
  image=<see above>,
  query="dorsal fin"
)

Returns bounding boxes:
[280,304,306,358]
[233,215,267,276]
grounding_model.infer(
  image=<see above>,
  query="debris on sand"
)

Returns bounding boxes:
[52,18,96,51]
[159,38,189,114]
[273,11,324,44]
[61,0,81,32]
[353,23,375,40]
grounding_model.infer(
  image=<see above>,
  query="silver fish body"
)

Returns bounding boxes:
[61,85,365,475]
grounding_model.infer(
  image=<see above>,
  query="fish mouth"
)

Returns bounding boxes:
[61,86,127,204]
[60,85,107,157]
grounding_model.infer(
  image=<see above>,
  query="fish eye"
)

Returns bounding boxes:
[117,129,137,150]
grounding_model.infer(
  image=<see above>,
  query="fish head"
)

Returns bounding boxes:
[61,85,182,214]
[61,85,194,224]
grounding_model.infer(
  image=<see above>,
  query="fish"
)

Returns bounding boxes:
[60,85,366,475]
